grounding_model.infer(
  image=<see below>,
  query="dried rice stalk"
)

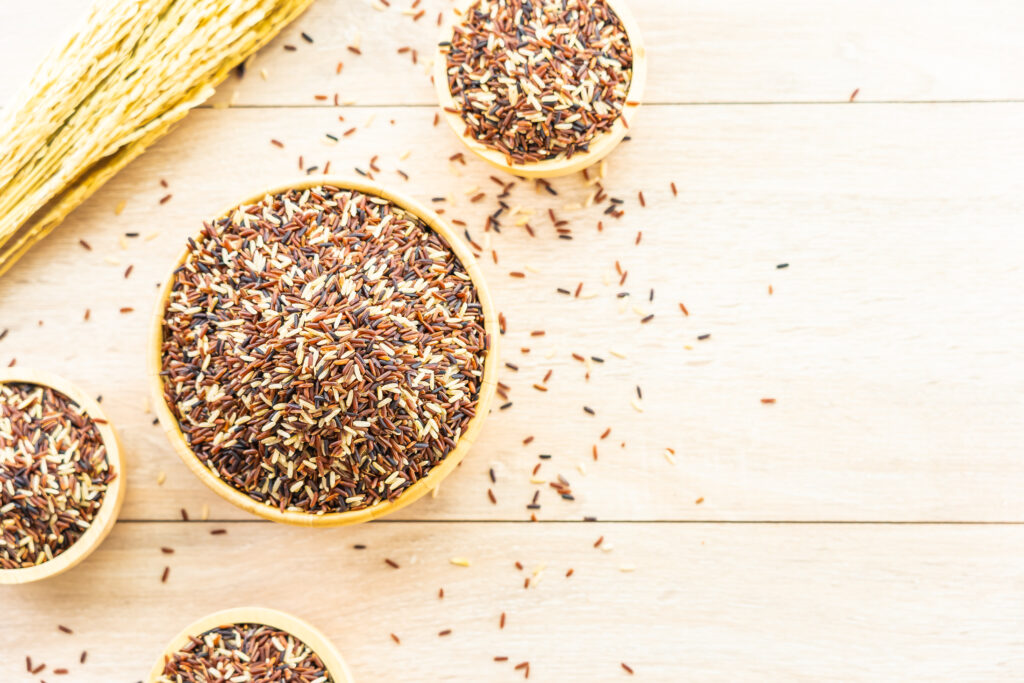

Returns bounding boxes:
[0,0,313,275]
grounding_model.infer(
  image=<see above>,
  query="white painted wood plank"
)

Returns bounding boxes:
[3,4,1022,680]
[0,104,1021,522]
[3,0,1023,106]
[3,521,1023,681]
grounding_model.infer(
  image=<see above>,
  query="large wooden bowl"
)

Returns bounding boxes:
[433,0,647,178]
[0,368,125,584]
[148,606,353,682]
[148,176,499,527]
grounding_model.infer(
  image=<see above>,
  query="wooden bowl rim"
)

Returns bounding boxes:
[147,606,353,682]
[0,368,125,584]
[432,0,648,178]
[148,175,499,527]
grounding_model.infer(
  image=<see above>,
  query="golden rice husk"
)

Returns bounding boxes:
[0,0,314,276]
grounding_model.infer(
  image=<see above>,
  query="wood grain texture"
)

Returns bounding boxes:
[3,0,1024,107]
[3,521,1024,681]
[0,104,1021,522]
[2,1,1024,680]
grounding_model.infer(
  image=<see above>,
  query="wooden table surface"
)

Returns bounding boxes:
[2,1,1023,680]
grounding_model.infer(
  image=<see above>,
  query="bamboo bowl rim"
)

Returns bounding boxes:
[147,606,353,682]
[0,368,125,585]
[432,0,647,178]
[148,175,500,527]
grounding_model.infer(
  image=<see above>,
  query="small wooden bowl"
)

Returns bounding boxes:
[148,176,499,527]
[433,0,647,178]
[0,369,125,585]
[148,606,353,682]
